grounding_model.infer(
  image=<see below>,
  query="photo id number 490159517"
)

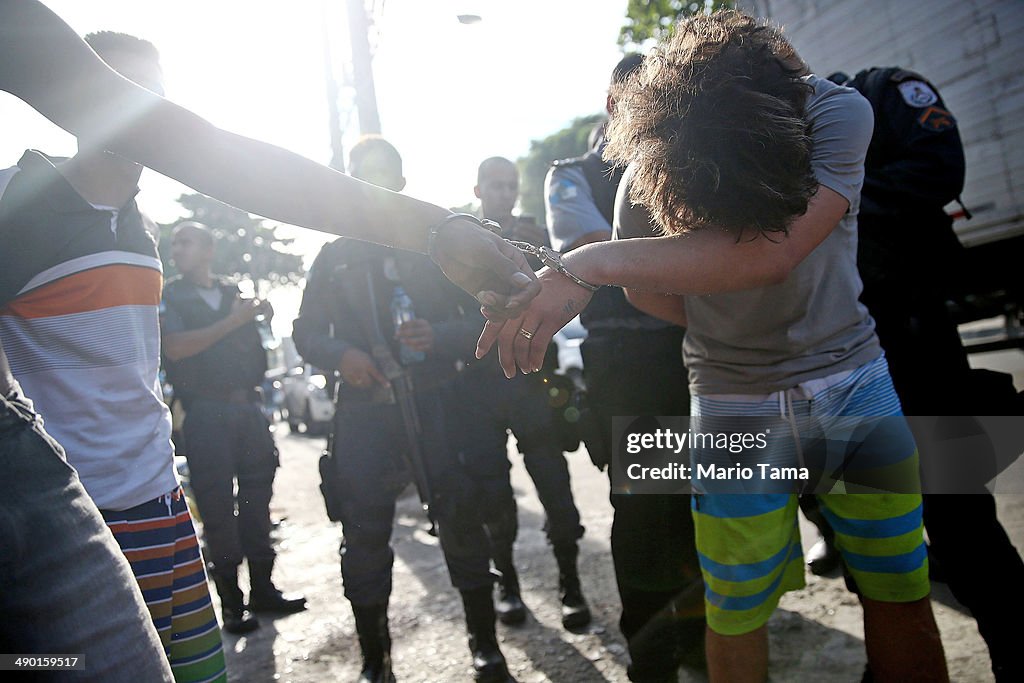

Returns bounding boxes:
[0,654,83,671]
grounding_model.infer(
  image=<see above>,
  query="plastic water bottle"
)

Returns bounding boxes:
[390,286,425,364]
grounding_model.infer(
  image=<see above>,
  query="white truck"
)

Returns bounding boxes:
[746,0,1023,351]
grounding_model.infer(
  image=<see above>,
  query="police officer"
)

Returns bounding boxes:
[457,156,589,631]
[844,67,974,406]
[544,55,706,681]
[162,222,307,635]
[821,67,1024,683]
[292,137,515,683]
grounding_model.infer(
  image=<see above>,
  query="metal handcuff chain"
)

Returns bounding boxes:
[505,240,603,293]
[426,213,602,293]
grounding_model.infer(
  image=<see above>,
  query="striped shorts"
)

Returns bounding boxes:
[691,355,930,636]
[103,488,227,683]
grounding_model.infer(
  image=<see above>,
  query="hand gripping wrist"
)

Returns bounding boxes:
[427,213,501,263]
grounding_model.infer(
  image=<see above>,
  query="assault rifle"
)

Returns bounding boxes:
[337,260,436,532]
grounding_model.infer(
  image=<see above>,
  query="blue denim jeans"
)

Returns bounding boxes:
[0,388,172,682]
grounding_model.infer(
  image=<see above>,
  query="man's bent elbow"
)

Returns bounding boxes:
[760,243,806,286]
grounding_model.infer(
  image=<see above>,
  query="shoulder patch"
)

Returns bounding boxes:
[918,106,956,132]
[549,178,578,205]
[897,80,938,108]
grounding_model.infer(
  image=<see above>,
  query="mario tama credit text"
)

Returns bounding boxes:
[607,415,1024,495]
[610,417,805,495]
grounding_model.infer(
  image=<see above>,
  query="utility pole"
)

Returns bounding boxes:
[322,18,346,171]
[346,0,382,135]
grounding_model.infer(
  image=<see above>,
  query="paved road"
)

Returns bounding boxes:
[213,428,1022,682]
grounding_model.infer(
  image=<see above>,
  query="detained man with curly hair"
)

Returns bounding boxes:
[478,11,948,683]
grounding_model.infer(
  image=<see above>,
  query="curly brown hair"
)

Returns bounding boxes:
[604,10,816,236]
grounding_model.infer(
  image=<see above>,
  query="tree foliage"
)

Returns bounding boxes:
[619,0,735,50]
[158,193,305,288]
[516,113,606,225]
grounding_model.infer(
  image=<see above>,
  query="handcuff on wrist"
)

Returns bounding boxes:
[427,213,601,293]
[506,240,602,292]
[427,213,501,262]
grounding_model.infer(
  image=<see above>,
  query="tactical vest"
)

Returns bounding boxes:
[162,278,268,405]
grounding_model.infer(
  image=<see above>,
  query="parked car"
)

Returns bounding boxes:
[554,315,585,372]
[279,363,335,435]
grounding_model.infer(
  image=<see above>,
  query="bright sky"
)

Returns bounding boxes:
[1,0,626,228]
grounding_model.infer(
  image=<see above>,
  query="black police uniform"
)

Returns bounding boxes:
[851,67,973,405]
[447,315,585,591]
[293,239,521,681]
[452,356,584,553]
[848,67,1024,683]
[444,211,587,628]
[161,276,278,580]
[549,146,706,679]
[292,239,495,604]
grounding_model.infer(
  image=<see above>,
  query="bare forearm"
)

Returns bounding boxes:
[123,123,448,252]
[564,230,609,252]
[162,317,240,362]
[567,232,792,295]
[0,0,447,252]
[575,186,848,294]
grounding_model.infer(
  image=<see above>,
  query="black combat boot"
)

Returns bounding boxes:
[806,535,841,575]
[554,544,591,630]
[248,559,307,614]
[352,603,394,683]
[800,498,841,576]
[492,553,526,626]
[460,587,516,683]
[798,511,839,577]
[211,567,260,634]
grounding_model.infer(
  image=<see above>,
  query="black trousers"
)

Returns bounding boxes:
[182,398,278,573]
[449,368,584,554]
[327,389,493,606]
[856,223,1024,681]
[582,328,705,681]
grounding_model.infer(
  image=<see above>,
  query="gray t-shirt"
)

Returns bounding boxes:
[616,75,881,395]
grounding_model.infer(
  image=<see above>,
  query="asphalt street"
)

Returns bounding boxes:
[212,428,1023,682]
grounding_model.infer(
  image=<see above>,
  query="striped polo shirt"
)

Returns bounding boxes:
[0,150,177,511]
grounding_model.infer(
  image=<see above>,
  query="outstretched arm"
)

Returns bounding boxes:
[0,0,538,315]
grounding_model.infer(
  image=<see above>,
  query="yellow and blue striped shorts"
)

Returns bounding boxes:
[691,356,930,636]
